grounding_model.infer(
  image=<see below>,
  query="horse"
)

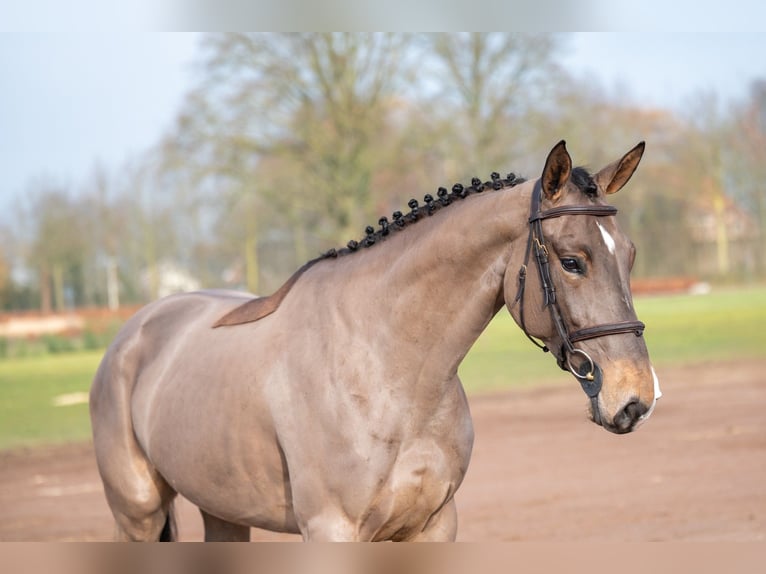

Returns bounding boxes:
[89,140,661,542]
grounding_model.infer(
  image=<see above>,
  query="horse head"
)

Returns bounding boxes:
[506,141,661,434]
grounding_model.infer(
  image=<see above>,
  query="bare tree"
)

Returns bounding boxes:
[422,33,561,177]
[727,80,766,275]
[163,33,416,291]
[678,93,733,277]
[24,185,93,311]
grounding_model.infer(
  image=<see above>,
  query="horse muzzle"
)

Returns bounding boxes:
[591,398,651,434]
[589,369,662,434]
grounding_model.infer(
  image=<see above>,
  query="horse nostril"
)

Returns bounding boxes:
[615,399,649,432]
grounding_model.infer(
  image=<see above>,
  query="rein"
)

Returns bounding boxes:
[514,180,645,400]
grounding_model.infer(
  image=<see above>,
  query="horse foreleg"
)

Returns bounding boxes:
[200,510,251,541]
[298,513,362,541]
[407,498,458,542]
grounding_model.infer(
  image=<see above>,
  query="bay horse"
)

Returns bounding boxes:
[89,141,661,541]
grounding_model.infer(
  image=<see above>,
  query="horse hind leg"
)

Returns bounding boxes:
[159,503,178,541]
[90,328,185,541]
[98,446,178,541]
[91,372,178,540]
[200,510,250,541]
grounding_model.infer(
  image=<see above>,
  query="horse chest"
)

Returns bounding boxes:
[309,411,473,537]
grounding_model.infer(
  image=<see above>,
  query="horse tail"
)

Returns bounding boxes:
[159,501,178,541]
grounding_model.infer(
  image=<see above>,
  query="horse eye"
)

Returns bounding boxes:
[561,257,583,274]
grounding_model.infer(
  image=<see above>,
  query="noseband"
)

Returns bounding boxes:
[514,180,645,399]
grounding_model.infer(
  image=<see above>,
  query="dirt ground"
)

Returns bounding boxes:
[1,359,764,542]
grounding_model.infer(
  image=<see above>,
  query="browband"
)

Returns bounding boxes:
[530,204,618,222]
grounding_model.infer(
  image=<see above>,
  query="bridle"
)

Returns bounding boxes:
[514,180,645,400]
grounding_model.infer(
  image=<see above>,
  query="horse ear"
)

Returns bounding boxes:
[541,140,572,201]
[595,141,645,195]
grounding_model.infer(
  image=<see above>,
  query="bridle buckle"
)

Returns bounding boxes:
[533,237,548,258]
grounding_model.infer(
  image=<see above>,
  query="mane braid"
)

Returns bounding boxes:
[213,171,526,328]
[322,172,527,261]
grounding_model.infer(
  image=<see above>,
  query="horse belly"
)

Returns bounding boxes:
[174,446,298,533]
[131,342,299,532]
[141,395,299,532]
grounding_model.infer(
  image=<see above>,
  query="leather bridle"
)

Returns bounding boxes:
[514,180,645,399]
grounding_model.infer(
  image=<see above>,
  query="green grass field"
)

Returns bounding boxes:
[0,351,103,450]
[1,286,765,449]
[459,284,766,394]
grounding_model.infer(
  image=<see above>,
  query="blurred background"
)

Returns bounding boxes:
[1,31,765,439]
[1,33,764,314]
[1,30,765,426]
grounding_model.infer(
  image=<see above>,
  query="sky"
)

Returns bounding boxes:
[0,33,201,207]
[1,32,765,214]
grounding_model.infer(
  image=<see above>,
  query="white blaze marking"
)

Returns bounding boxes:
[596,221,616,255]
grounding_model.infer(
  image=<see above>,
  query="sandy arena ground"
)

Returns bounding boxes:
[1,359,764,541]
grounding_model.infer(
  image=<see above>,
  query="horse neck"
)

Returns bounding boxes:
[328,183,532,382]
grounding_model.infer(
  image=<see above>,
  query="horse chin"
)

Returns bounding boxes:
[588,399,604,429]
[598,420,634,435]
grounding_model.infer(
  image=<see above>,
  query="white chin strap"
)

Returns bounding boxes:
[652,367,663,400]
[635,366,662,427]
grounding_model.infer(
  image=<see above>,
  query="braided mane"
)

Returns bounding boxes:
[214,171,527,327]
[321,171,527,260]
[213,168,603,327]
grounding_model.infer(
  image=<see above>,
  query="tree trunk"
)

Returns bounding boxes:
[106,257,120,310]
[39,265,52,314]
[52,263,65,311]
[712,193,730,276]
